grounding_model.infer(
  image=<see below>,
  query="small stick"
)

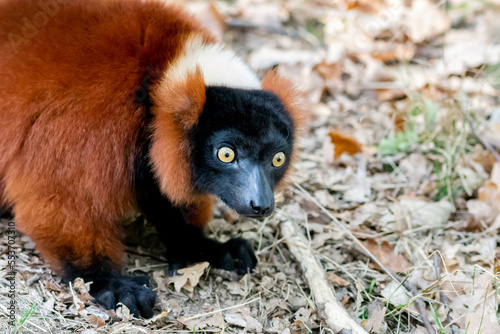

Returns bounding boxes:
[281,220,368,333]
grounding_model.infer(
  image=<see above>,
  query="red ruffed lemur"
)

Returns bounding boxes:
[0,0,303,318]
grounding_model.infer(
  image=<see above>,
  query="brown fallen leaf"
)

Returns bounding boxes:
[394,114,406,132]
[362,239,410,274]
[478,162,500,206]
[315,62,342,81]
[87,314,105,328]
[471,146,497,173]
[325,272,350,286]
[371,43,415,63]
[346,0,386,13]
[327,130,362,160]
[73,278,94,304]
[374,88,406,101]
[168,262,209,292]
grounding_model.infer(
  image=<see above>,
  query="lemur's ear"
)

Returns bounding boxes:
[261,69,305,131]
[262,69,307,190]
[149,68,206,205]
[152,67,206,130]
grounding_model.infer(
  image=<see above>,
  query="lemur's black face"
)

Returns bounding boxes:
[190,86,294,218]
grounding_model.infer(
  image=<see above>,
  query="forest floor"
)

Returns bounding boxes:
[1,0,500,333]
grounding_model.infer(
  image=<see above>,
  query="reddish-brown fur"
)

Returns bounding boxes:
[0,0,301,278]
[0,0,213,275]
[150,68,208,205]
[187,195,216,228]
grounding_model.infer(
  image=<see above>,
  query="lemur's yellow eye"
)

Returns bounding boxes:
[218,147,235,163]
[272,152,285,167]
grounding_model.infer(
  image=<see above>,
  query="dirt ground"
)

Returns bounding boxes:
[1,0,500,333]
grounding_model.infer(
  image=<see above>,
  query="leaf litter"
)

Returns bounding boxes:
[1,0,500,332]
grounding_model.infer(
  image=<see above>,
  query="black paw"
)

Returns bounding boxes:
[168,237,257,276]
[217,237,258,275]
[92,276,156,318]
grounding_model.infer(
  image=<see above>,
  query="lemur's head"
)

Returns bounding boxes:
[150,38,303,218]
[189,86,294,217]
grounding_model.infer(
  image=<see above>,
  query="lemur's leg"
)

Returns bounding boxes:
[13,200,156,318]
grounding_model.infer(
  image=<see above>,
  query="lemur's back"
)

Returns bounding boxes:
[0,0,209,196]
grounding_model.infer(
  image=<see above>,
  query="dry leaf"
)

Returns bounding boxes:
[438,30,500,76]
[381,281,411,306]
[374,87,406,101]
[244,315,263,333]
[223,274,254,296]
[115,303,133,322]
[363,239,410,273]
[325,272,350,286]
[180,312,225,330]
[70,280,107,327]
[81,330,97,334]
[346,0,386,13]
[364,301,387,333]
[144,310,171,325]
[343,156,371,203]
[445,271,500,333]
[465,199,496,231]
[238,2,287,30]
[394,199,454,229]
[224,313,247,327]
[73,278,94,304]
[478,162,500,206]
[327,130,362,160]
[406,0,450,43]
[168,262,209,292]
[371,43,415,62]
[86,314,105,328]
[471,146,497,173]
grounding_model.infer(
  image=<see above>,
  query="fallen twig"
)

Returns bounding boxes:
[281,220,368,334]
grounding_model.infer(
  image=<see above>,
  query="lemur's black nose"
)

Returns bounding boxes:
[250,200,271,216]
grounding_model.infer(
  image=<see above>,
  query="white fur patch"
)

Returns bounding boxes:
[166,35,260,89]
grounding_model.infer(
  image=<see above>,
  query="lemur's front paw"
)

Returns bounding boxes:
[217,237,258,275]
[168,237,258,276]
[92,276,156,318]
